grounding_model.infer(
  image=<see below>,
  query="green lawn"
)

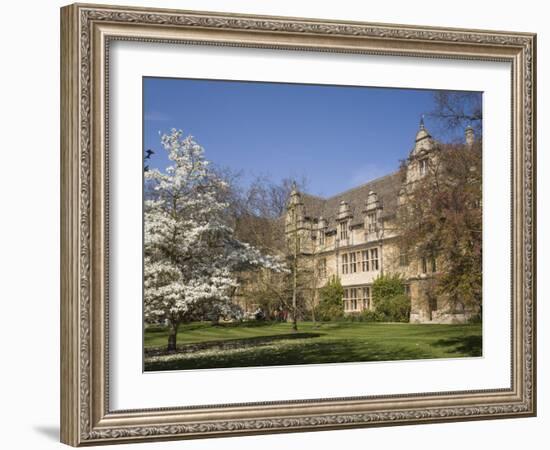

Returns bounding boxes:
[144,321,482,371]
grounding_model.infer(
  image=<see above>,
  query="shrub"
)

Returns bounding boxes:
[343,313,361,322]
[372,274,411,322]
[360,309,385,322]
[375,294,411,322]
[372,274,405,302]
[317,276,344,321]
[468,312,482,324]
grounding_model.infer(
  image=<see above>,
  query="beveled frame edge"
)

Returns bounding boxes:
[60,2,537,446]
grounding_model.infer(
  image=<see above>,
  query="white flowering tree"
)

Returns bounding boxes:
[144,129,285,351]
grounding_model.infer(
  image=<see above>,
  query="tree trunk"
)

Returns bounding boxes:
[310,282,317,325]
[311,274,317,325]
[291,202,299,332]
[292,231,298,332]
[167,321,179,352]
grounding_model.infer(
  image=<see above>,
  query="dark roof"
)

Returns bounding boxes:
[299,171,402,230]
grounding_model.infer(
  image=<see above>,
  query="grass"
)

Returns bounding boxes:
[144,321,482,371]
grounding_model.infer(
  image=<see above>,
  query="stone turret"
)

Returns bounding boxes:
[285,183,305,230]
[410,116,433,158]
[465,125,475,147]
[405,117,437,184]
[288,183,301,207]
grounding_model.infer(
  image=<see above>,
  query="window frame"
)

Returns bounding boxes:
[341,253,349,274]
[318,230,325,246]
[361,250,369,271]
[317,257,327,278]
[366,212,377,234]
[350,252,357,273]
[370,248,379,271]
[339,221,348,240]
[419,158,428,176]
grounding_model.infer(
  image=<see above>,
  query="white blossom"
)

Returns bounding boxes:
[144,129,286,329]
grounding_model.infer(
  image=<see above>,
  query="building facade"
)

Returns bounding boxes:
[284,120,479,324]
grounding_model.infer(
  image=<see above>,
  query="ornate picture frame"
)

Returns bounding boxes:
[60,3,536,446]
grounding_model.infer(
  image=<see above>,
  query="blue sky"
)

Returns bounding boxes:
[143,77,476,197]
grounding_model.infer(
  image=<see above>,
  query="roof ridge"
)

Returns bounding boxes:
[324,170,399,201]
[303,170,400,201]
[301,192,325,200]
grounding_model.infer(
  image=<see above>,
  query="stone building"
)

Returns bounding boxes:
[284,120,479,324]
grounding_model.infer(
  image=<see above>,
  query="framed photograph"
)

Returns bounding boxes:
[60,3,536,446]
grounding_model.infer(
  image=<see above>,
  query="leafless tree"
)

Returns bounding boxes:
[429,91,482,136]
[217,173,311,320]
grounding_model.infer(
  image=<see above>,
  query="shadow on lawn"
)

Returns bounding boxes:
[145,339,433,371]
[210,320,283,328]
[432,335,482,357]
[146,320,301,334]
[145,332,323,357]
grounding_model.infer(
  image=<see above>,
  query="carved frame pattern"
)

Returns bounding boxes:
[60,3,536,446]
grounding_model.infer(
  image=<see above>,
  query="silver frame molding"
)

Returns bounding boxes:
[60,3,536,446]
